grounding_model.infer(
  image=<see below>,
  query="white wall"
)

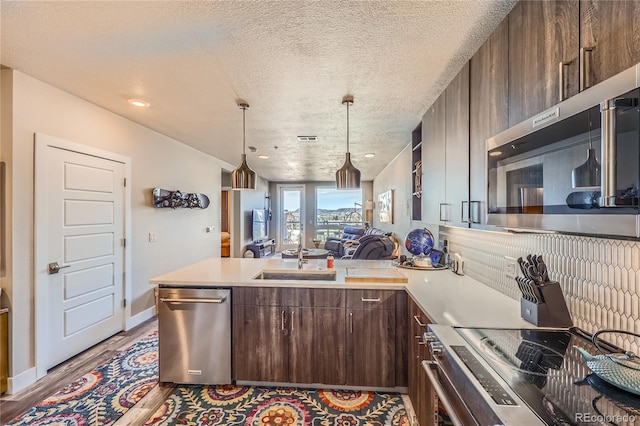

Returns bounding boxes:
[372,143,436,255]
[1,69,237,382]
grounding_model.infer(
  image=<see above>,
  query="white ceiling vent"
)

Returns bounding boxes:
[297,136,318,142]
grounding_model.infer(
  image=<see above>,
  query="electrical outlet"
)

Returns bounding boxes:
[505,256,518,278]
[149,232,158,242]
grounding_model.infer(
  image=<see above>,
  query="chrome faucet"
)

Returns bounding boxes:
[297,239,308,270]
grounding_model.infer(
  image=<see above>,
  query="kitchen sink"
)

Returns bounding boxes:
[253,269,337,281]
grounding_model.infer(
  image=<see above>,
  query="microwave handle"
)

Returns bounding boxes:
[422,360,465,426]
[600,99,617,207]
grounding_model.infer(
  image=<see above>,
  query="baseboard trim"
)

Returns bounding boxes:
[7,367,37,394]
[125,305,157,331]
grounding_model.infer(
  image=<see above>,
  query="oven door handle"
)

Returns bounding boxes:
[422,360,465,426]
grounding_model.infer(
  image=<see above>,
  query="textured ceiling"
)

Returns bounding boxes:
[1,1,516,182]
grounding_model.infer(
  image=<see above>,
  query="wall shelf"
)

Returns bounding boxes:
[411,124,422,221]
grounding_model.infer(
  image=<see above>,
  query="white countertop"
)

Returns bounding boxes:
[149,257,533,328]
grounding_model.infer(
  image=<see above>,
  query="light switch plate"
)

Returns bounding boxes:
[149,232,158,242]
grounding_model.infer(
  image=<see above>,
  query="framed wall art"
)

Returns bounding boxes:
[377,189,394,224]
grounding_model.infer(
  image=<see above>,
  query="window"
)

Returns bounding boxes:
[315,188,363,241]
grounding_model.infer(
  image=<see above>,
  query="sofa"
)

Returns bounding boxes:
[343,234,395,260]
[325,225,392,258]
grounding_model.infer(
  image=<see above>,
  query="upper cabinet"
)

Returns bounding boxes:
[580,0,640,89]
[422,63,470,228]
[507,0,640,127]
[469,17,509,227]
[508,0,579,127]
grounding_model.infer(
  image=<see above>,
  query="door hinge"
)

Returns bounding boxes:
[122,238,126,248]
[123,298,127,308]
[124,178,127,187]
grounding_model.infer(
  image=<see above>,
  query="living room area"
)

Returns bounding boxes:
[242,181,399,261]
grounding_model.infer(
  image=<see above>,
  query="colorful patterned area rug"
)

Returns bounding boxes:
[6,331,158,426]
[145,385,409,426]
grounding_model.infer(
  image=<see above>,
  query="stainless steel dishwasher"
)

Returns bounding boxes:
[158,287,231,384]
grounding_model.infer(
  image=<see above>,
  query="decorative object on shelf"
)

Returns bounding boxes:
[312,239,321,248]
[153,188,210,209]
[232,102,256,190]
[378,189,394,223]
[404,227,434,260]
[414,160,422,198]
[336,95,361,189]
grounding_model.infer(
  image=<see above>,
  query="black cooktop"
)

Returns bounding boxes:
[456,327,640,426]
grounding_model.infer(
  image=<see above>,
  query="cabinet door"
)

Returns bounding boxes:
[445,63,470,227]
[407,299,435,426]
[469,17,509,227]
[580,0,640,89]
[508,0,579,126]
[289,307,346,385]
[347,308,396,387]
[422,93,446,226]
[233,304,289,382]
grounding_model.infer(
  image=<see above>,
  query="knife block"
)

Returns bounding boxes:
[520,281,573,327]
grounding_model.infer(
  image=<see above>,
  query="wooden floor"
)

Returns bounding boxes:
[0,317,174,426]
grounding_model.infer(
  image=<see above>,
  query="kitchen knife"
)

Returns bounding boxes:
[537,255,550,282]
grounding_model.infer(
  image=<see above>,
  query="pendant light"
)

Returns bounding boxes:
[231,102,256,190]
[336,95,361,189]
[571,108,601,189]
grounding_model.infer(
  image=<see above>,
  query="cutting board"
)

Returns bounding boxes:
[345,268,408,283]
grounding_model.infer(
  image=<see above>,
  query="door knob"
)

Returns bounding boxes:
[48,262,71,274]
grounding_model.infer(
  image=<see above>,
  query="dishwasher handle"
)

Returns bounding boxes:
[159,297,227,304]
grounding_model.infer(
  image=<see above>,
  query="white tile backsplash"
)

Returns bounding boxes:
[440,226,640,353]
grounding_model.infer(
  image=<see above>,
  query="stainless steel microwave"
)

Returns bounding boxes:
[487,63,640,238]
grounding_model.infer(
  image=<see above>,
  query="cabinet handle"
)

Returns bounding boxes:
[361,297,381,302]
[290,311,294,331]
[469,201,481,224]
[558,61,571,101]
[461,200,470,224]
[439,203,450,222]
[281,310,285,331]
[349,312,353,334]
[413,315,427,328]
[580,47,594,91]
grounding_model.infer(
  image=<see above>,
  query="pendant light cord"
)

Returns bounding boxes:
[587,108,593,149]
[346,101,350,153]
[242,107,247,155]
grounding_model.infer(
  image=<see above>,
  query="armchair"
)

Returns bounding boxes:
[324,226,365,257]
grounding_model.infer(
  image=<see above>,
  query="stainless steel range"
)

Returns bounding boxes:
[424,325,640,425]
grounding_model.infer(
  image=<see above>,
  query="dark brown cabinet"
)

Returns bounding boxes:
[469,17,509,227]
[233,287,406,388]
[422,63,470,227]
[407,297,435,426]
[507,0,639,127]
[580,0,640,89]
[346,290,397,387]
[508,0,579,126]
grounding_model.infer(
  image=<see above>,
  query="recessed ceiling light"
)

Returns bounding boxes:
[128,98,150,108]
[489,151,503,157]
[297,136,318,142]
[258,155,269,159]
[364,153,376,158]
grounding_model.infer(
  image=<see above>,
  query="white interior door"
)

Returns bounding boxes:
[279,185,305,250]
[46,146,125,368]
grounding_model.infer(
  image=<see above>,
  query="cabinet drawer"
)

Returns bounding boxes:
[289,288,345,308]
[346,289,396,310]
[233,287,294,306]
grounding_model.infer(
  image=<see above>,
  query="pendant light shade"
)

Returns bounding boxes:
[571,109,601,189]
[336,95,361,189]
[232,103,256,190]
